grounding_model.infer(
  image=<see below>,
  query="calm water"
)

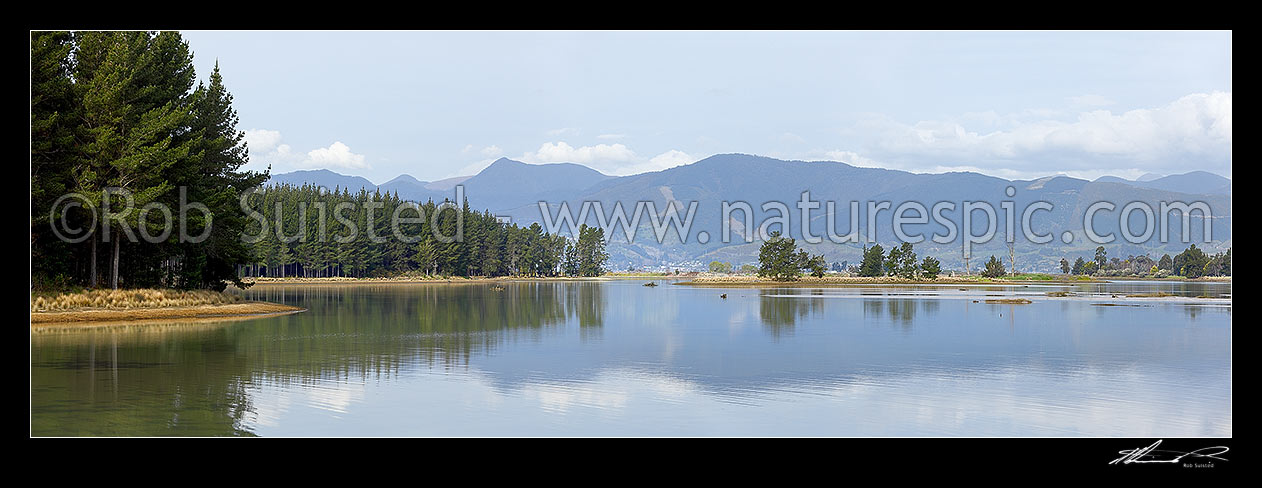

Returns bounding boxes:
[31,280,1231,436]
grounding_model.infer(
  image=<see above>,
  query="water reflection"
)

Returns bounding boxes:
[32,325,257,436]
[861,298,941,329]
[31,280,1230,436]
[758,290,824,337]
[1069,280,1231,299]
[242,282,606,371]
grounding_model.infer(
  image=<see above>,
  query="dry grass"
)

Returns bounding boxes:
[31,302,303,326]
[30,288,242,312]
[246,275,608,285]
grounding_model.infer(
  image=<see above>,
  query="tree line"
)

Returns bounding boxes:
[32,31,266,291]
[856,242,943,279]
[1058,244,1230,278]
[31,31,610,291]
[241,184,609,279]
[755,236,1230,282]
[757,237,944,281]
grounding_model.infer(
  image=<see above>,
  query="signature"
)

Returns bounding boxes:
[1110,440,1230,465]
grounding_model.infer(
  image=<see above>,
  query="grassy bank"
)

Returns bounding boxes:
[604,272,700,278]
[30,288,304,326]
[32,289,243,311]
[245,275,610,285]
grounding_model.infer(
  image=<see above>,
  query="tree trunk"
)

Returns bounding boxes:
[110,237,120,289]
[90,237,98,288]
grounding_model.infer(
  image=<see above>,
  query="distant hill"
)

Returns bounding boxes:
[1093,175,1132,184]
[268,158,613,208]
[380,174,425,187]
[502,154,1230,270]
[425,175,471,191]
[376,174,441,201]
[1134,171,1230,195]
[266,154,1230,272]
[456,158,614,211]
[267,169,377,193]
[1093,171,1230,195]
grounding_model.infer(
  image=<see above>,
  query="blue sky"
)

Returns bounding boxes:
[182,30,1232,184]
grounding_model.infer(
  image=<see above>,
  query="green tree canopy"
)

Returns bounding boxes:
[982,255,1006,278]
[1072,257,1086,275]
[31,31,269,291]
[709,261,733,274]
[757,232,802,281]
[920,256,941,280]
[885,242,919,279]
[858,244,885,277]
[576,224,609,277]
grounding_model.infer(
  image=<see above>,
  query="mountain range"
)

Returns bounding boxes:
[265,155,1231,272]
[1093,171,1231,196]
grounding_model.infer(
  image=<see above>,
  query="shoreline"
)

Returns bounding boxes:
[238,274,1230,288]
[236,273,1231,289]
[30,301,305,328]
[1092,276,1232,283]
[676,275,1231,287]
[242,276,619,286]
[674,276,1105,287]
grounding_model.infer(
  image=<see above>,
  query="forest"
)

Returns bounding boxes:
[32,31,268,291]
[240,184,609,279]
[31,31,606,292]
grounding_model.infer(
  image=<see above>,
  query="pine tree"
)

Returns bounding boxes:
[576,224,609,277]
[757,232,801,281]
[76,31,195,289]
[31,31,80,287]
[177,61,267,289]
[888,242,918,279]
[920,256,941,279]
[858,244,885,277]
[982,255,1006,278]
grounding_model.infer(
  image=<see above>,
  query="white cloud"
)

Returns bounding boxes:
[245,130,371,172]
[462,144,502,158]
[303,141,368,170]
[823,150,884,168]
[526,141,636,165]
[646,150,696,171]
[849,92,1231,178]
[245,129,283,154]
[520,142,695,176]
